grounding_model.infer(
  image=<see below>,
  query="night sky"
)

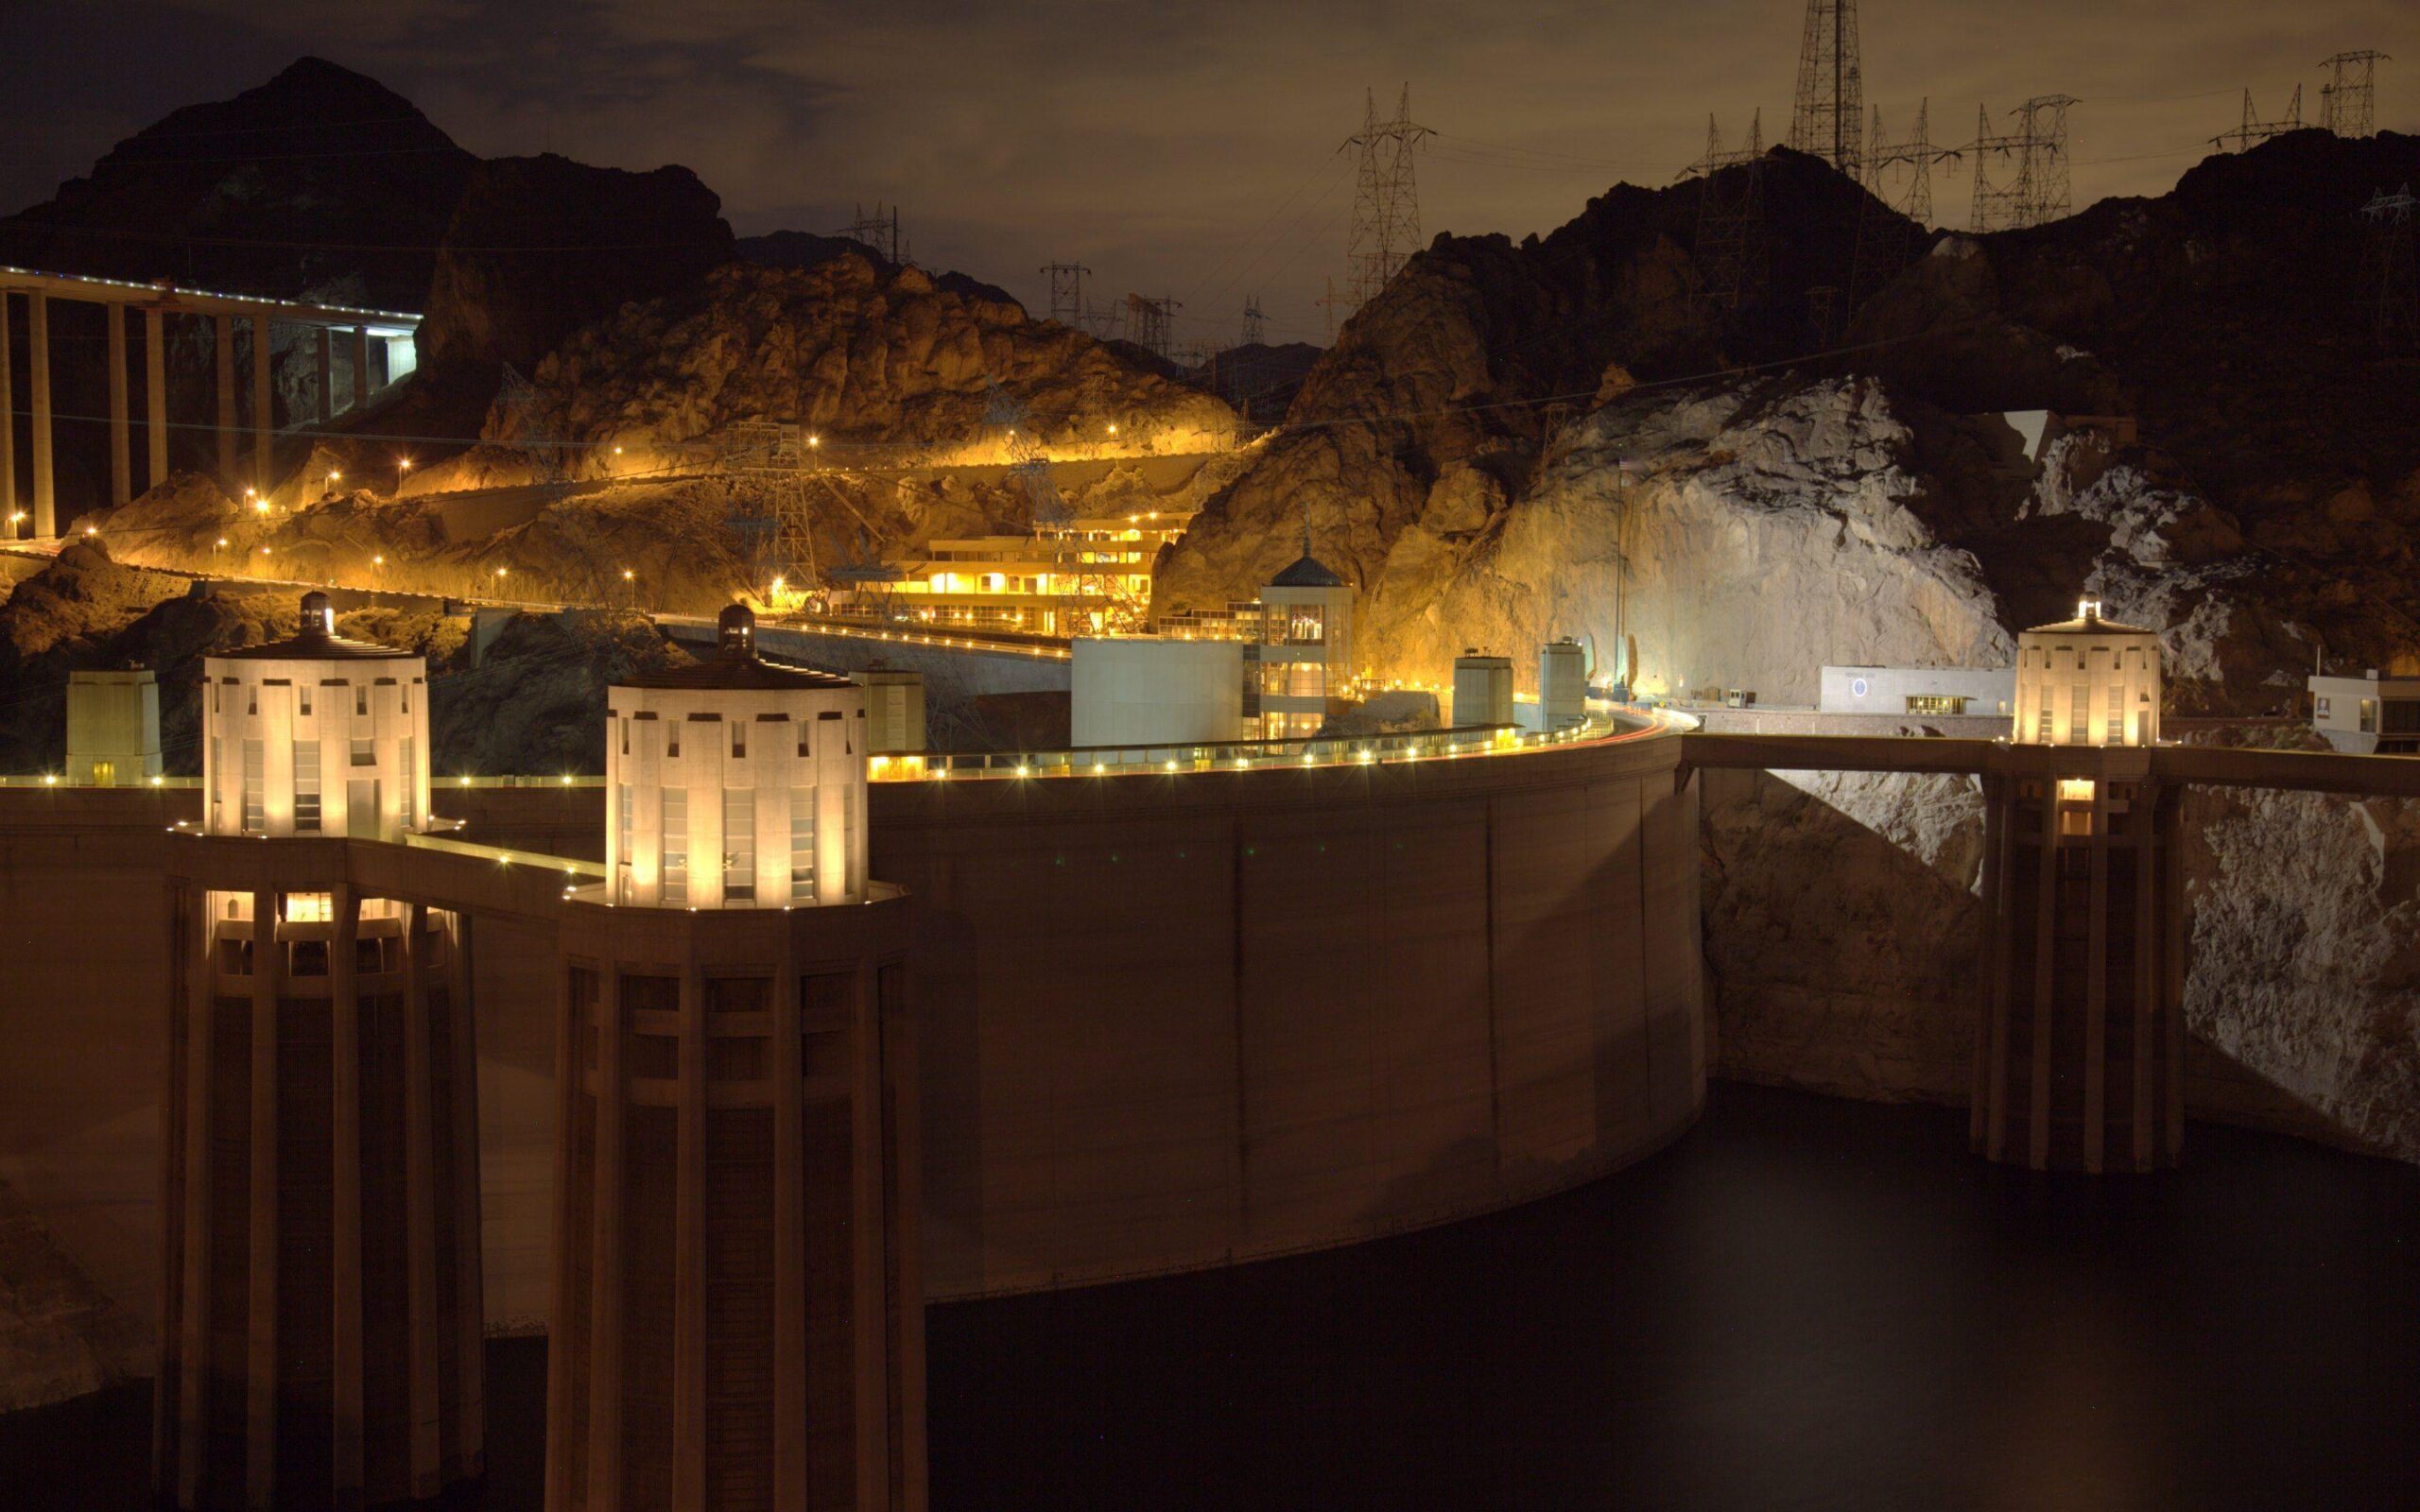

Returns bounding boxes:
[3,0,2415,346]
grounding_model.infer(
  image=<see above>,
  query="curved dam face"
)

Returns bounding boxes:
[870,727,1706,1297]
[0,725,1702,1392]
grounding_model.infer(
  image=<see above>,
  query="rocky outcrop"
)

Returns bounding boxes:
[1703,732,2420,1163]
[486,257,1237,463]
[0,1175,149,1415]
[1163,133,2420,713]
[417,154,734,378]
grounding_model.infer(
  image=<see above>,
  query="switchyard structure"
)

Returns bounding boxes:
[1969,95,2079,232]
[1040,262,1090,328]
[1850,101,1958,313]
[2356,185,2419,351]
[2319,50,2389,137]
[1122,293,1180,361]
[1788,0,1863,176]
[1340,86,1432,316]
[1685,112,1769,311]
[839,202,908,266]
[2211,86,2303,153]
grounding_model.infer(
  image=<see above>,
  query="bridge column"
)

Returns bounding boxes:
[108,302,130,507]
[316,326,334,426]
[351,326,372,413]
[146,306,170,491]
[216,315,238,490]
[28,290,53,537]
[0,292,15,535]
[251,314,273,498]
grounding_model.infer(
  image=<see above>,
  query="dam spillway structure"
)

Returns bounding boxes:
[548,603,925,1511]
[157,592,485,1508]
[1974,598,2183,1174]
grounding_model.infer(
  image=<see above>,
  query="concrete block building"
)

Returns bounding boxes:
[65,666,162,785]
[158,593,484,1509]
[1974,598,2181,1173]
[1818,664,2014,717]
[553,604,925,1511]
[2308,670,2420,755]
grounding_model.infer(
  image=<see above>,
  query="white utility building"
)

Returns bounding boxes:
[201,591,430,839]
[1540,640,1588,730]
[1452,653,1513,729]
[2013,598,2162,747]
[1072,637,1245,748]
[2308,670,2420,755]
[1254,549,1354,738]
[65,666,162,785]
[1820,665,2015,716]
[607,604,869,909]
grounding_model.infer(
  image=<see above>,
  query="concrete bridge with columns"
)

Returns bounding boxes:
[0,265,421,538]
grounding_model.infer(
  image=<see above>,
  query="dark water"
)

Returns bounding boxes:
[11,1085,2419,1510]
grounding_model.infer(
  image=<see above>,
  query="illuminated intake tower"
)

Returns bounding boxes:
[550,604,925,1511]
[159,592,485,1508]
[1973,598,2182,1173]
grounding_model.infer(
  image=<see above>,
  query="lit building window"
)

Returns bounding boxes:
[352,737,375,767]
[299,686,312,717]
[354,685,368,716]
[790,787,815,901]
[662,789,688,903]
[294,741,321,832]
[1905,695,1965,715]
[242,739,264,833]
[723,789,755,901]
[283,892,333,923]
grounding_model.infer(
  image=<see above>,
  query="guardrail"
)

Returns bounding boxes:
[404,828,605,878]
[867,718,1626,782]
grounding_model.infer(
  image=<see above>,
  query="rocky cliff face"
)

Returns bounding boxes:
[1159,135,2420,711]
[482,256,1236,463]
[1703,739,2420,1163]
[416,154,734,379]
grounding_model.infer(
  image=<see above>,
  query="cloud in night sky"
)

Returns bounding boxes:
[3,0,2414,346]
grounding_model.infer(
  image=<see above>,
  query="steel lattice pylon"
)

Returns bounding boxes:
[1121,294,1180,361]
[1789,0,1863,176]
[1969,95,2078,233]
[1341,85,1433,315]
[1683,111,1769,312]
[2212,86,2303,153]
[1850,100,1960,314]
[2320,51,2390,138]
[2357,185,2420,351]
[1040,262,1090,327]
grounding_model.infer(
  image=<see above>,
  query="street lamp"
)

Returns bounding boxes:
[621,567,635,609]
[493,566,509,598]
[395,456,410,493]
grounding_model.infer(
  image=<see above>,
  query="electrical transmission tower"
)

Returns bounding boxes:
[2320,51,2390,138]
[1682,111,1769,311]
[1851,100,1960,311]
[494,364,564,483]
[1123,294,1180,361]
[2212,87,2303,152]
[1041,263,1091,327]
[1242,296,1266,346]
[840,203,907,265]
[2356,185,2419,351]
[1341,85,1433,314]
[981,376,1068,524]
[1789,0,1863,175]
[1969,95,2078,232]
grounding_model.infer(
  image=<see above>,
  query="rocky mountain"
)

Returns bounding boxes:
[1156,134,2420,712]
[0,58,735,527]
[485,255,1235,462]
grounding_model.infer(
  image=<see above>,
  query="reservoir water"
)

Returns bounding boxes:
[10,1084,2417,1509]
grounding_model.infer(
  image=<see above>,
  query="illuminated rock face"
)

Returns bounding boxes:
[201,592,430,842]
[604,605,870,910]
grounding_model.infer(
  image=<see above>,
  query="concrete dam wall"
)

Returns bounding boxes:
[0,729,1705,1384]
